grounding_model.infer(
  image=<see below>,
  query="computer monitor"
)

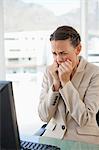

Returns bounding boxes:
[96,110,99,126]
[0,81,20,150]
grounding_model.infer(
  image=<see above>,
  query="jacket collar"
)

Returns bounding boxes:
[76,56,87,72]
[71,56,87,89]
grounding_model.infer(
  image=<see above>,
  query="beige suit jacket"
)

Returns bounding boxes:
[38,56,99,144]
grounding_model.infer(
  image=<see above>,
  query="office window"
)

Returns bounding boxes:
[4,0,80,136]
[87,0,99,66]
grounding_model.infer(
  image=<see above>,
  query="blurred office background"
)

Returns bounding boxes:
[0,0,99,137]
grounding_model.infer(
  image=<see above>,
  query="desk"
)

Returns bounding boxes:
[21,134,99,150]
[39,136,99,150]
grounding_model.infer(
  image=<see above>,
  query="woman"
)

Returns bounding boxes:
[38,26,99,144]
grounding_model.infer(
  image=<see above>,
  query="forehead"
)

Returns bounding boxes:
[51,39,74,52]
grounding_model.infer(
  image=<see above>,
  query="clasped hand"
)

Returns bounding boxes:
[48,59,73,91]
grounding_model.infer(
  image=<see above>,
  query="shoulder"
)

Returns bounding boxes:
[43,66,50,75]
[86,61,99,75]
[80,56,99,74]
[42,66,52,81]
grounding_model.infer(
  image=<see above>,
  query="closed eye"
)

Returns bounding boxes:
[60,52,68,55]
[52,52,57,55]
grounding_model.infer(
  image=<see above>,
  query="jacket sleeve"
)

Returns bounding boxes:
[59,72,99,127]
[38,68,60,122]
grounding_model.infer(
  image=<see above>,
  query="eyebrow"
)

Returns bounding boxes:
[52,50,69,54]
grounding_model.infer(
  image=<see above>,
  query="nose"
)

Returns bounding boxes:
[56,54,63,64]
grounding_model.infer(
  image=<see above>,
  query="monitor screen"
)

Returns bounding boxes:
[0,81,20,150]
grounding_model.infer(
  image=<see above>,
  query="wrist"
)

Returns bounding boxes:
[53,81,60,91]
[61,79,70,87]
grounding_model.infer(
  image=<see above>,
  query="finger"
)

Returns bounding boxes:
[59,64,66,72]
[60,61,71,71]
[59,64,72,76]
[64,60,72,70]
[66,59,72,66]
[58,67,63,75]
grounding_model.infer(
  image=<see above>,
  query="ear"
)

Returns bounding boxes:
[75,43,81,55]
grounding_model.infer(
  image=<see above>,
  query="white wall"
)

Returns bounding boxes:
[0,0,5,79]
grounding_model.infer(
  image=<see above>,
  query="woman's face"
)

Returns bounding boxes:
[51,39,81,69]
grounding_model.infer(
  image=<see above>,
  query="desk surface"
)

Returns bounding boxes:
[21,135,99,150]
[39,136,99,150]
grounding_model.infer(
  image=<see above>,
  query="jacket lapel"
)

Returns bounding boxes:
[71,57,87,89]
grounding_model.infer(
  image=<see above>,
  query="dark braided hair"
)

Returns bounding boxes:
[50,26,81,48]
